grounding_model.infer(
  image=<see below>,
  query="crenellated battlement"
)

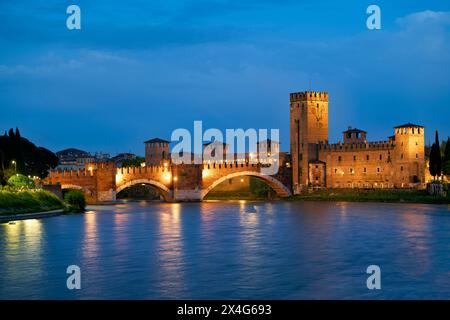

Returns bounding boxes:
[202,161,262,171]
[49,169,95,178]
[117,165,171,175]
[290,91,328,102]
[317,140,394,152]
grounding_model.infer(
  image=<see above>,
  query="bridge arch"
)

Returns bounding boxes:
[201,171,291,200]
[116,179,171,201]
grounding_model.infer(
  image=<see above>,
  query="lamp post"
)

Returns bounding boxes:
[11,160,17,174]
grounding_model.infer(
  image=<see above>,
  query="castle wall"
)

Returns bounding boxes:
[317,142,395,188]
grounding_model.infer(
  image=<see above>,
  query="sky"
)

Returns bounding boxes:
[1,0,449,155]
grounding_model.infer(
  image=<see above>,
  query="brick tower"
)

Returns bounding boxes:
[145,138,170,166]
[392,123,425,187]
[290,91,329,194]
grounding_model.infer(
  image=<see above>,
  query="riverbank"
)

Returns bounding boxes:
[0,209,64,223]
[0,189,65,216]
[288,189,450,204]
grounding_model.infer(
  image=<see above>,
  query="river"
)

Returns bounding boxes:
[1,201,449,299]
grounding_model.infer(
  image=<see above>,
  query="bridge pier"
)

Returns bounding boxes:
[173,189,202,202]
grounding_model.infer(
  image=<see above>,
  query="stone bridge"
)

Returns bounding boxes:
[45,162,292,203]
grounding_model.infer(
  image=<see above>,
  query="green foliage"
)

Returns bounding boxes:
[64,189,86,212]
[0,128,58,185]
[7,174,35,189]
[289,189,450,204]
[249,177,271,197]
[0,190,64,215]
[443,138,450,176]
[429,130,442,179]
[121,157,145,167]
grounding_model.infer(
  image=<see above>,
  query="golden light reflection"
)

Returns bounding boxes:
[83,213,98,260]
[3,219,43,263]
[113,212,130,249]
[202,169,210,178]
[157,203,186,292]
[398,208,431,276]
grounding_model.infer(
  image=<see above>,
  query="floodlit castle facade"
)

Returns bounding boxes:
[290,91,425,194]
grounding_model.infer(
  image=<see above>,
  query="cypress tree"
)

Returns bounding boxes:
[435,131,442,178]
[429,130,442,180]
[443,137,450,175]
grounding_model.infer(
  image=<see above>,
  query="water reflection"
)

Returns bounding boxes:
[83,212,98,260]
[1,219,44,289]
[1,202,450,299]
[156,203,186,297]
[397,206,431,277]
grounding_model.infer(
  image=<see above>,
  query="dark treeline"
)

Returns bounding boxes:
[0,128,58,184]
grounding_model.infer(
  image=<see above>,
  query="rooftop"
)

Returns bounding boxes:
[203,141,228,147]
[56,148,89,156]
[343,127,367,133]
[144,138,170,144]
[394,122,424,128]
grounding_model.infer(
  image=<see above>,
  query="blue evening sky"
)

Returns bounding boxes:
[1,0,449,155]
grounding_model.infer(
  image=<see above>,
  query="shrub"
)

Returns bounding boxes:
[64,189,86,212]
[7,174,35,189]
[0,189,64,215]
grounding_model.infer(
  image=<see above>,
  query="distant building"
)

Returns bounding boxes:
[56,148,95,170]
[56,148,113,170]
[203,141,228,163]
[111,153,137,167]
[256,139,280,164]
[94,152,111,162]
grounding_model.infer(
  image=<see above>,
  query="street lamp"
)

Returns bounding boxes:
[11,160,17,174]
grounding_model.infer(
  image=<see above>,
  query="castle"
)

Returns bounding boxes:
[290,91,425,194]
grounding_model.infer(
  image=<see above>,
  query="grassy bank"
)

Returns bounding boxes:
[289,189,450,204]
[204,191,278,201]
[0,190,65,215]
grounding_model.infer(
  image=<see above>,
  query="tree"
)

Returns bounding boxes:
[121,157,145,167]
[7,174,35,189]
[0,128,59,184]
[429,130,442,180]
[443,137,450,176]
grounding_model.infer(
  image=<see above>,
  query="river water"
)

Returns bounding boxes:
[0,201,449,299]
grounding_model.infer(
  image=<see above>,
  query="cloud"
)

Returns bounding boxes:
[396,10,450,29]
[1,6,450,153]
